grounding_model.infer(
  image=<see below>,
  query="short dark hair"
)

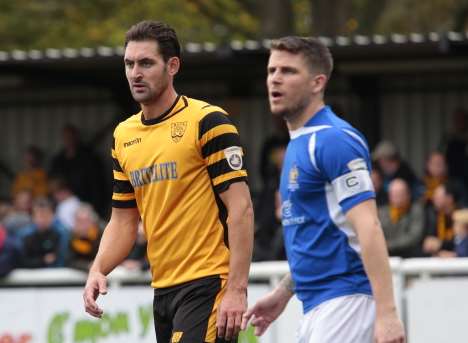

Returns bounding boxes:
[125,20,181,62]
[444,180,465,205]
[26,145,44,166]
[33,197,54,211]
[270,36,333,79]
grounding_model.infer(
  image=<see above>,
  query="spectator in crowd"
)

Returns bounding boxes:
[371,165,387,206]
[21,198,66,268]
[2,189,33,236]
[372,140,424,200]
[49,177,81,230]
[49,124,107,217]
[11,145,48,199]
[259,130,289,185]
[379,178,424,257]
[0,224,22,277]
[253,136,288,261]
[422,181,462,257]
[440,107,468,191]
[423,151,448,206]
[67,203,102,271]
[452,209,468,257]
[0,198,11,223]
[121,221,148,271]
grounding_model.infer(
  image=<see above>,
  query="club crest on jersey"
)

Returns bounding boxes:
[224,146,243,170]
[288,164,299,191]
[171,121,187,143]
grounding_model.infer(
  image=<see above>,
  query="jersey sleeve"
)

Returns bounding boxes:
[111,134,137,208]
[314,128,375,213]
[198,110,248,193]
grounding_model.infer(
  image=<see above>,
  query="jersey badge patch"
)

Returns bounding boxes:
[171,121,187,142]
[288,164,299,191]
[224,146,243,170]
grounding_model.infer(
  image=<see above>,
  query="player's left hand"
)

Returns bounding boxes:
[216,287,247,341]
[374,310,406,343]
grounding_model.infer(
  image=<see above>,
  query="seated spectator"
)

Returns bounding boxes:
[11,146,48,199]
[372,140,424,200]
[422,181,462,257]
[453,209,468,257]
[423,151,448,206]
[67,203,102,271]
[440,108,468,190]
[21,198,66,268]
[121,221,148,271]
[49,177,81,230]
[0,224,22,277]
[49,124,108,217]
[379,178,424,257]
[2,190,33,236]
[0,197,12,223]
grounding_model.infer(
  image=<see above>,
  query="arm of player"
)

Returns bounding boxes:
[83,207,140,318]
[217,181,254,340]
[346,199,406,343]
[241,272,294,336]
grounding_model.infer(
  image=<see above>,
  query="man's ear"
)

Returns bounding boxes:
[311,74,327,94]
[167,57,180,76]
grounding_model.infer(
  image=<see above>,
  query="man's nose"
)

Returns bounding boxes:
[269,71,282,84]
[131,66,143,80]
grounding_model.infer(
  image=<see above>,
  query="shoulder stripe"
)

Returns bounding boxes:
[308,133,320,172]
[200,124,238,147]
[214,176,248,193]
[112,158,123,172]
[199,111,233,139]
[202,104,214,109]
[207,158,244,180]
[113,179,134,194]
[212,170,247,187]
[112,192,135,201]
[342,129,369,151]
[112,199,137,208]
[204,150,225,165]
[201,133,241,159]
[113,170,128,181]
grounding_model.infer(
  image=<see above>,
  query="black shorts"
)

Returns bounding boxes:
[153,275,236,343]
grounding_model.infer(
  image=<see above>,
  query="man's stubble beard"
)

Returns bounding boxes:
[273,95,311,123]
[136,82,167,106]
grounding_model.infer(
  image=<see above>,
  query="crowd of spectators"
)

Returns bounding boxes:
[253,108,468,261]
[0,124,148,277]
[2,110,468,276]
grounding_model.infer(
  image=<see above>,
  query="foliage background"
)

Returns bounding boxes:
[1,0,467,50]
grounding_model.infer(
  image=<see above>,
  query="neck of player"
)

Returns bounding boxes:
[141,86,178,121]
[286,96,325,131]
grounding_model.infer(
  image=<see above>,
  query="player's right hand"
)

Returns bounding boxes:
[241,288,290,336]
[83,271,108,318]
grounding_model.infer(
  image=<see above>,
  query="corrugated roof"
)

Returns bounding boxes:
[1,31,467,63]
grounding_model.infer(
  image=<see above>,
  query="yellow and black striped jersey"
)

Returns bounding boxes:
[111,95,248,288]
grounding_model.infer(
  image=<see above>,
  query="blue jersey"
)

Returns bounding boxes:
[279,106,375,314]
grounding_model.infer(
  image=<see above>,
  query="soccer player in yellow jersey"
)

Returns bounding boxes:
[83,21,254,343]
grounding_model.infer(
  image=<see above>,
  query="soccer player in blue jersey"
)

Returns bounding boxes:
[242,37,405,342]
